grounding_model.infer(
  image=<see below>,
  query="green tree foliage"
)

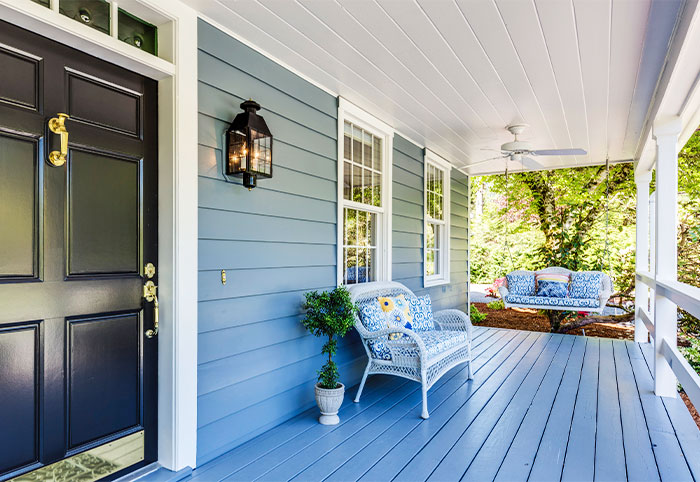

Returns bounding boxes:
[470,163,636,295]
[302,287,358,389]
[470,129,700,337]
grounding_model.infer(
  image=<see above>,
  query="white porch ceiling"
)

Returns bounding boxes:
[184,0,684,175]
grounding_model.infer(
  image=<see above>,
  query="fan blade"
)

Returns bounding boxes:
[532,148,587,156]
[466,155,508,169]
[520,156,543,170]
[480,147,503,152]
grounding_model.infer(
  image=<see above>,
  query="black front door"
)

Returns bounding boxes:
[0,20,158,480]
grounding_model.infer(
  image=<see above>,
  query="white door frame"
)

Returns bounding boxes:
[0,0,199,471]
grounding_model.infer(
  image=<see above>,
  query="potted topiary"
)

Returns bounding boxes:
[301,286,357,425]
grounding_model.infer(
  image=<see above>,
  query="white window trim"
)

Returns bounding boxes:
[424,149,451,288]
[337,98,394,286]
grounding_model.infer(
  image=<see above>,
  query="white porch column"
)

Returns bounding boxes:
[634,170,652,342]
[652,116,681,398]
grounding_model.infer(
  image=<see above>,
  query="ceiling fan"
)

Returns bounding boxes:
[470,124,587,171]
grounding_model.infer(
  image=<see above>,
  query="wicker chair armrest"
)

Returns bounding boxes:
[433,309,472,337]
[498,286,510,299]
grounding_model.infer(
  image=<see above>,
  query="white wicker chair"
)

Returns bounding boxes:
[498,266,613,313]
[348,281,473,419]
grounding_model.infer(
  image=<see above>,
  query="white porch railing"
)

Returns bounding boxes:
[635,274,700,409]
[635,116,700,412]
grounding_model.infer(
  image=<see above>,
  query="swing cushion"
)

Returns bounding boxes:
[535,273,569,298]
[506,273,536,296]
[504,294,600,309]
[569,272,602,299]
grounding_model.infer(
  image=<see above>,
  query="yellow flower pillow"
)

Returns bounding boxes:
[377,294,414,340]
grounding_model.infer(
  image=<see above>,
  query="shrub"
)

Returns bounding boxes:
[470,304,487,324]
[302,286,358,389]
[680,336,700,375]
[487,299,505,310]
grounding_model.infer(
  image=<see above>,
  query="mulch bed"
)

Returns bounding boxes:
[473,302,700,430]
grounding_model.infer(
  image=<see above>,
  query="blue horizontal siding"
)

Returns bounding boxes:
[392,135,469,311]
[196,19,365,465]
[196,21,470,466]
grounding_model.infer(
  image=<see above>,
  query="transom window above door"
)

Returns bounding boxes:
[424,150,451,287]
[337,99,393,285]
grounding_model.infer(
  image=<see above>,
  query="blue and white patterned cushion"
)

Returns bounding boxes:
[569,272,602,299]
[536,280,568,298]
[358,301,391,360]
[407,295,435,331]
[506,273,536,296]
[505,294,600,308]
[414,330,470,358]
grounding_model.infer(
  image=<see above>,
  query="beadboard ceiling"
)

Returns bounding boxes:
[184,0,684,175]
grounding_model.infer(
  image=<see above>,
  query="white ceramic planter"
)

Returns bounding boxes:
[314,382,345,425]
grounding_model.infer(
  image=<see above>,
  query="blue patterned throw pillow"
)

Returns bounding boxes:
[358,300,391,360]
[535,273,569,298]
[569,272,602,299]
[407,295,435,331]
[506,273,536,296]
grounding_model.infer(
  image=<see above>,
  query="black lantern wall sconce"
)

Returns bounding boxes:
[225,100,273,190]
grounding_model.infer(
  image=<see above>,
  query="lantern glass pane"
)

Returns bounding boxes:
[228,129,247,173]
[250,129,272,176]
[60,0,110,35]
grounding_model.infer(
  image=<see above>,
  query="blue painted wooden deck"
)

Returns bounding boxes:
[176,327,700,481]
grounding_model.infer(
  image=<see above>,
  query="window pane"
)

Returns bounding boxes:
[426,222,435,249]
[345,247,358,284]
[352,126,362,165]
[363,169,372,205]
[345,208,356,246]
[344,122,352,161]
[363,132,372,168]
[352,165,362,202]
[343,161,351,200]
[426,250,435,276]
[373,137,382,172]
[372,172,381,207]
[368,212,377,247]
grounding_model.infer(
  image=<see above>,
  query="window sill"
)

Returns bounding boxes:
[424,277,451,288]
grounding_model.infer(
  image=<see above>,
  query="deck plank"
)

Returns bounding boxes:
[495,335,585,482]
[463,334,576,481]
[612,340,659,482]
[358,332,547,481]
[626,342,693,481]
[593,339,626,481]
[426,334,567,481]
[391,333,557,481]
[190,327,492,481]
[561,337,600,482]
[639,341,700,479]
[288,330,516,481]
[325,330,527,482]
[169,330,700,482]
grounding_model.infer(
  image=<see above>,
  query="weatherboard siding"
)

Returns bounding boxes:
[196,20,470,465]
[197,19,365,464]
[392,135,470,310]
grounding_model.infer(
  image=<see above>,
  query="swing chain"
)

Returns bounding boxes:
[601,157,611,273]
[504,165,515,271]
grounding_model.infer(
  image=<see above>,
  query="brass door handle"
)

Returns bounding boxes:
[48,113,70,167]
[144,280,159,338]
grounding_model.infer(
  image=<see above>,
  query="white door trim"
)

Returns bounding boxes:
[0,0,199,471]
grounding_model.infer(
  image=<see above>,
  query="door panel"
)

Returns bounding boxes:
[0,323,40,474]
[66,69,141,137]
[0,44,41,111]
[68,149,141,276]
[0,133,39,279]
[67,313,141,449]
[0,19,158,480]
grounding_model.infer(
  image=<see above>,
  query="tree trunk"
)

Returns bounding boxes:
[545,310,569,333]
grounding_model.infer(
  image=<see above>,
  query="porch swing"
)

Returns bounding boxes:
[497,160,614,314]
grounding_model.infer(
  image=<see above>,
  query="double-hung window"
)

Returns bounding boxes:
[424,151,451,286]
[338,99,393,285]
